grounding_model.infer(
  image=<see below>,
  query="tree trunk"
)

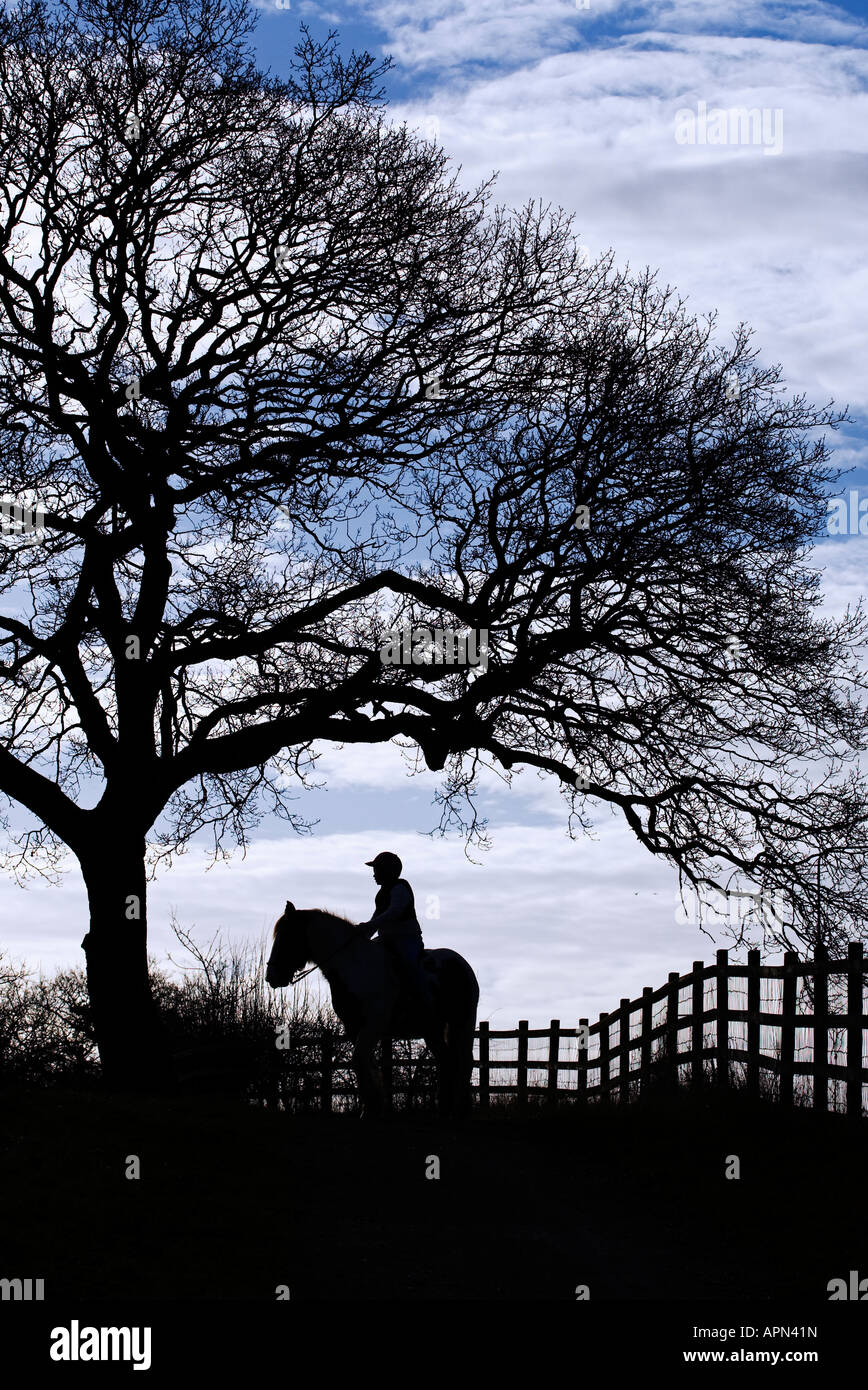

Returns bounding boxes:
[79,832,175,1093]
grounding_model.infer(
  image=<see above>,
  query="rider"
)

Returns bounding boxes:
[356,852,436,1026]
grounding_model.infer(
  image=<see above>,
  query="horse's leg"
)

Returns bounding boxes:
[443,1022,474,1119]
[430,1024,453,1118]
[353,1024,385,1118]
[419,1018,448,1116]
[455,1025,475,1117]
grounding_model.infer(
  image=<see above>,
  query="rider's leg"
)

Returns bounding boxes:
[386,933,435,1015]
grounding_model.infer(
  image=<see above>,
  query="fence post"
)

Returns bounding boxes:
[666,971,680,1090]
[320,1034,332,1113]
[691,962,704,1089]
[746,949,761,1098]
[780,952,797,1109]
[812,945,828,1114]
[599,1012,610,1102]
[576,1017,588,1103]
[619,998,631,1103]
[380,1035,393,1110]
[640,987,652,1096]
[263,1033,281,1109]
[547,1019,560,1102]
[847,942,863,1121]
[716,950,729,1090]
[517,1020,528,1107]
[478,1021,490,1110]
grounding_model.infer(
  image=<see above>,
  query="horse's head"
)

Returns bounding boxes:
[265,901,308,988]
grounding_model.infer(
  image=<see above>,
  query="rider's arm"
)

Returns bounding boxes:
[357,881,412,936]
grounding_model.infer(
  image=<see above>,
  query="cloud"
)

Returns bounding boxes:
[0,820,730,1026]
[373,4,868,414]
[351,0,619,75]
[812,536,868,617]
[353,0,868,75]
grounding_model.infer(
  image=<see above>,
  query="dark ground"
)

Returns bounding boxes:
[0,1084,865,1301]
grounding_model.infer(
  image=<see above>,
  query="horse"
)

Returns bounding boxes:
[265,902,479,1118]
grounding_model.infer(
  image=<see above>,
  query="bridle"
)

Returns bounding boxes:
[277,915,362,985]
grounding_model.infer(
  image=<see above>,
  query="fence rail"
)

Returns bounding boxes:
[260,944,868,1117]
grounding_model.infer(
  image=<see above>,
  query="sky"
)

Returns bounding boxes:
[2,0,868,1029]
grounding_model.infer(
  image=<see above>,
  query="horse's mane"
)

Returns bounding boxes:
[308,908,354,926]
[272,906,354,939]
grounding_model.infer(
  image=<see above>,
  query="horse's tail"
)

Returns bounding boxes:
[442,955,479,1113]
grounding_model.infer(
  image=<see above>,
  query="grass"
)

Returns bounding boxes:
[3,925,866,1298]
[1,1078,865,1301]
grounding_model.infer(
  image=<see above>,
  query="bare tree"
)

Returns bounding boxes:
[1,0,866,1087]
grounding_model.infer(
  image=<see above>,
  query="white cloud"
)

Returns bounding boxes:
[357,0,868,74]
[812,535,868,617]
[0,820,736,1026]
[379,5,868,411]
[354,0,621,74]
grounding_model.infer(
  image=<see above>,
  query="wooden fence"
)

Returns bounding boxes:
[474,944,867,1117]
[265,944,868,1117]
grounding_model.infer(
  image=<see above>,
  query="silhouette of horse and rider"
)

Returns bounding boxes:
[266,853,479,1117]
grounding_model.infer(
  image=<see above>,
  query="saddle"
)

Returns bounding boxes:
[390,949,441,1038]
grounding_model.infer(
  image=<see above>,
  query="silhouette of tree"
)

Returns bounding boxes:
[1,0,866,1086]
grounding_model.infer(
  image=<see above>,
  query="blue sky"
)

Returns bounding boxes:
[3,0,868,1030]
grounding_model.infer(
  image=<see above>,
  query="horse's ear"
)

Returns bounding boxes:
[285,901,295,913]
